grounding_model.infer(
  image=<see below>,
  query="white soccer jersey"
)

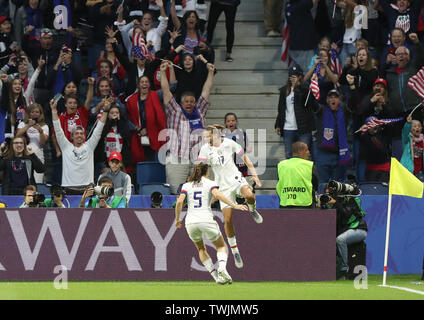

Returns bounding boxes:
[198,138,245,189]
[181,176,219,225]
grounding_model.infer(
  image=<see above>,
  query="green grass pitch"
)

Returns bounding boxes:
[0,275,423,300]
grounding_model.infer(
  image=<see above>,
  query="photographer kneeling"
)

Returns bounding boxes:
[44,185,67,208]
[79,176,127,209]
[319,181,368,279]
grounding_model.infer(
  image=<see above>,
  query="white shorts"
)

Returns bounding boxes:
[219,176,250,209]
[186,221,222,243]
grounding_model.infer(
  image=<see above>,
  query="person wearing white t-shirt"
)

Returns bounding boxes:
[197,125,263,269]
[50,97,109,195]
[175,162,248,284]
[16,103,49,183]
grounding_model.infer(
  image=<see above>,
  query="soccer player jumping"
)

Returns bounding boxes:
[175,163,248,284]
[198,126,263,268]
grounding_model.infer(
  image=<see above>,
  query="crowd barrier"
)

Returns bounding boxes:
[0,194,422,276]
[0,208,335,281]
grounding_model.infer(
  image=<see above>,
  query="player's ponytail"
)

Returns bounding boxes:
[188,162,208,183]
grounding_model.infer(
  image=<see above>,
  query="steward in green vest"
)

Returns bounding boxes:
[276,142,318,208]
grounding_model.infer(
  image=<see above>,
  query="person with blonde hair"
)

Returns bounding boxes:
[197,125,263,269]
[175,162,248,284]
[15,103,49,183]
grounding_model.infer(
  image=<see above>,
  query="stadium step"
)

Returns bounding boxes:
[208,0,287,195]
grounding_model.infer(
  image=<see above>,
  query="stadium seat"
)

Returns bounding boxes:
[36,183,51,195]
[139,184,171,196]
[136,161,166,185]
[359,182,389,195]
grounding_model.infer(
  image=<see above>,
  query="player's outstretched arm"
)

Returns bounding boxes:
[211,188,248,211]
[242,154,262,188]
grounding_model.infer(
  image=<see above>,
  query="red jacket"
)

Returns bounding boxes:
[126,90,167,163]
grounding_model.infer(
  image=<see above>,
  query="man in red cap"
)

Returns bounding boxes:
[98,151,132,201]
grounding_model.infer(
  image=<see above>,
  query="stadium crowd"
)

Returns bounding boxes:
[276,0,424,185]
[0,0,422,202]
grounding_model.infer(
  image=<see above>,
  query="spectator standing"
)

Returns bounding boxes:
[171,1,214,60]
[48,45,83,96]
[263,0,283,37]
[384,34,424,159]
[0,16,16,68]
[15,103,49,183]
[88,0,119,71]
[174,51,209,103]
[126,74,167,164]
[0,135,45,195]
[379,28,410,73]
[285,0,319,73]
[206,0,240,62]
[23,28,60,111]
[303,49,339,104]
[400,114,424,180]
[50,94,110,195]
[275,64,315,159]
[93,103,132,175]
[378,0,424,37]
[14,0,43,48]
[160,60,215,194]
[312,89,352,183]
[223,112,251,177]
[358,119,391,182]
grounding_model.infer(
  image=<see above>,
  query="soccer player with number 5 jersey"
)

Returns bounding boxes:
[175,163,248,284]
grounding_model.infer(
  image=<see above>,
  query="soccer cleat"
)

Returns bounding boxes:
[233,252,244,269]
[216,275,227,285]
[218,268,233,284]
[250,209,263,224]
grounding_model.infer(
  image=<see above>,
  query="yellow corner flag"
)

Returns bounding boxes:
[389,158,424,198]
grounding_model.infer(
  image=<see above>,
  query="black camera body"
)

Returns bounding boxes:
[320,180,361,207]
[29,192,46,207]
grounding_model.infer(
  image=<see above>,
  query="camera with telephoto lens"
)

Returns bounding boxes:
[29,192,46,207]
[320,180,360,207]
[94,185,114,198]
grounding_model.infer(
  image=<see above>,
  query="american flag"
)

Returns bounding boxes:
[280,19,290,63]
[309,77,320,101]
[330,49,342,75]
[408,67,424,99]
[132,32,151,59]
[356,116,404,133]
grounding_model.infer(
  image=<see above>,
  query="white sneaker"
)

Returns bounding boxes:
[251,209,263,224]
[218,268,233,284]
[216,275,227,285]
[233,252,244,269]
[267,30,281,37]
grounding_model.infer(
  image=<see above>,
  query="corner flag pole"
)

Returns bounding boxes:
[382,194,393,286]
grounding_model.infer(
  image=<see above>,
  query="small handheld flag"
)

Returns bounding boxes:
[355,116,404,133]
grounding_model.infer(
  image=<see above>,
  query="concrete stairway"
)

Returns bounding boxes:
[205,1,288,195]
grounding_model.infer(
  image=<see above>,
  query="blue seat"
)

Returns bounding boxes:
[359,182,389,195]
[36,183,51,195]
[136,161,166,185]
[139,184,171,196]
